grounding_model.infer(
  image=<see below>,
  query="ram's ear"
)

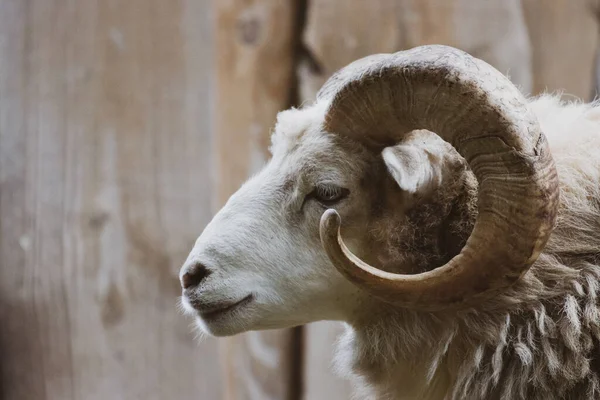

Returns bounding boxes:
[382,131,450,196]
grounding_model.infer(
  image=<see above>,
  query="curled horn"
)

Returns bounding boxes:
[319,45,559,311]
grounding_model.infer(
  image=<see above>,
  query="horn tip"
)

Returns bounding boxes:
[320,209,341,236]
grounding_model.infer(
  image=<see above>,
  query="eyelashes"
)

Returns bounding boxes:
[311,184,350,206]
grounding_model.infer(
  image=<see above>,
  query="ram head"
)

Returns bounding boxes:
[179,45,559,337]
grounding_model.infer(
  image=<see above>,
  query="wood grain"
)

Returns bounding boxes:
[300,0,533,103]
[303,323,352,400]
[523,0,600,100]
[214,0,299,204]
[214,0,301,399]
[0,0,221,399]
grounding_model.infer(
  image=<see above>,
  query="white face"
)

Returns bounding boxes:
[179,105,452,337]
[179,107,372,337]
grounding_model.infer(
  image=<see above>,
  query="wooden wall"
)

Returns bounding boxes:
[0,0,221,399]
[1,1,598,399]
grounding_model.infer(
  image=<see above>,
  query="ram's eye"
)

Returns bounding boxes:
[312,184,349,206]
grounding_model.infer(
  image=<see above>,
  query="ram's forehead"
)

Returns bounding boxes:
[266,99,371,186]
[270,101,330,156]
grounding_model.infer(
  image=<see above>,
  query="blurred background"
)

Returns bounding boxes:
[1,0,599,399]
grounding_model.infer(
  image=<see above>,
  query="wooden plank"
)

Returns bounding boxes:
[300,0,533,103]
[0,0,221,399]
[214,0,299,204]
[303,323,353,400]
[213,0,301,399]
[522,0,600,100]
[299,1,534,398]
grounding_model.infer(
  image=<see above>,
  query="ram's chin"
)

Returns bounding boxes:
[193,310,254,337]
[194,317,241,337]
[194,310,306,337]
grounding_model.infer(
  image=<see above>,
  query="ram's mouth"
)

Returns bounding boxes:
[197,294,254,321]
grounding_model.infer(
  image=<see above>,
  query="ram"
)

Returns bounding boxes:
[180,45,600,399]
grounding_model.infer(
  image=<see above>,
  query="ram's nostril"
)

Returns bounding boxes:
[181,262,211,289]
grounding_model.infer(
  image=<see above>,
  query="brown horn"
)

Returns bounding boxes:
[318,45,559,311]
